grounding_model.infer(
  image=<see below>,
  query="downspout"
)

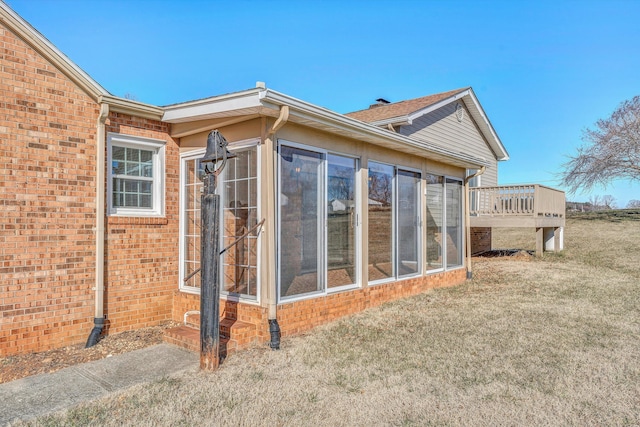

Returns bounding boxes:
[86,102,109,347]
[464,166,485,280]
[265,105,289,349]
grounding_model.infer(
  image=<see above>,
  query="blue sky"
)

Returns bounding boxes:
[6,0,640,206]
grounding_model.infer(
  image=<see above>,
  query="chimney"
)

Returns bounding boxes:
[369,98,391,109]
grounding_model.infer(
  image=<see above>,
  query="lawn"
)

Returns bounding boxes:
[21,215,640,426]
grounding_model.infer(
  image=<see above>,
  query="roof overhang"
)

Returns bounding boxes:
[369,88,509,161]
[99,95,164,121]
[162,88,491,169]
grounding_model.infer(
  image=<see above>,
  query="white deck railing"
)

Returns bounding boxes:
[469,184,565,218]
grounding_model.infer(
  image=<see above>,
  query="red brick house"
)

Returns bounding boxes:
[0,2,509,357]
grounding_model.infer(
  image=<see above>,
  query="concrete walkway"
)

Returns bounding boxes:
[0,344,199,425]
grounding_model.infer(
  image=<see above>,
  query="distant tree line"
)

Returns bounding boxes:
[567,196,640,212]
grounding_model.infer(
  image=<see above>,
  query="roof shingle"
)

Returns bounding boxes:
[345,87,469,123]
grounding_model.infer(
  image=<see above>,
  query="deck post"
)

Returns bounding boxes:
[543,227,557,252]
[536,227,544,257]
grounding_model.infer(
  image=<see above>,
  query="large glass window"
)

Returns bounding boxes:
[425,174,463,272]
[368,162,421,283]
[397,170,421,277]
[181,144,259,300]
[327,154,357,289]
[222,149,259,298]
[368,162,395,281]
[279,146,323,298]
[446,178,463,268]
[278,143,359,300]
[182,155,204,290]
[426,174,444,271]
[108,133,165,216]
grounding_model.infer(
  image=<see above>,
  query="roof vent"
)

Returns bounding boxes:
[369,98,391,109]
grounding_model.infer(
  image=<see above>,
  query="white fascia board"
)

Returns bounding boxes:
[466,90,510,161]
[261,89,489,169]
[162,88,266,123]
[0,1,109,100]
[100,95,164,120]
[367,116,412,127]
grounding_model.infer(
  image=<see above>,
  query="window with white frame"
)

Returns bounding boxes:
[180,142,260,300]
[367,161,421,283]
[108,133,165,216]
[425,174,463,271]
[278,142,359,301]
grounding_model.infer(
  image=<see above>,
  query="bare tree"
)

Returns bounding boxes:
[627,199,640,208]
[588,195,601,210]
[601,195,617,209]
[587,194,617,210]
[560,96,640,194]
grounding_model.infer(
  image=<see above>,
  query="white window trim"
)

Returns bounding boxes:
[367,161,423,285]
[367,159,396,286]
[107,133,165,217]
[425,174,445,275]
[276,140,361,304]
[444,176,465,270]
[178,140,262,305]
[396,165,423,280]
[178,148,205,296]
[425,174,465,275]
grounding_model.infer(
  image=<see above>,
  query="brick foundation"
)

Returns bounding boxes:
[470,227,492,255]
[169,268,466,353]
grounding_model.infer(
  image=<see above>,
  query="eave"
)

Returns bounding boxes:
[99,95,164,121]
[162,88,491,170]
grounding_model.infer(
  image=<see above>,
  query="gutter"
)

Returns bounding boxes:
[86,103,109,347]
[259,89,489,170]
[464,166,485,280]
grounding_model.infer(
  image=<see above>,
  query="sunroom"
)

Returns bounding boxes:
[162,84,490,349]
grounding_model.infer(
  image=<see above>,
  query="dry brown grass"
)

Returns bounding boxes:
[19,217,640,426]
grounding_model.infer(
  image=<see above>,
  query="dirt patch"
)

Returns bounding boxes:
[0,321,179,384]
[474,249,534,260]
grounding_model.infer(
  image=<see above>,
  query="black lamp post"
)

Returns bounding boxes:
[199,130,235,370]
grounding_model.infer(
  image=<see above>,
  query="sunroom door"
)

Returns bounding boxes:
[279,145,323,299]
[326,154,357,289]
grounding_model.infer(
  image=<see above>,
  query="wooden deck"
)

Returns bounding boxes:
[469,184,565,228]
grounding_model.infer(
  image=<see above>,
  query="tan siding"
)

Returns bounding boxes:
[399,102,499,186]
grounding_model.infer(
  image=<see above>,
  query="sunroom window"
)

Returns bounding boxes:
[425,174,463,271]
[180,142,259,300]
[278,143,358,301]
[367,161,421,283]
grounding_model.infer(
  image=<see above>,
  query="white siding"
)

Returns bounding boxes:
[399,101,499,186]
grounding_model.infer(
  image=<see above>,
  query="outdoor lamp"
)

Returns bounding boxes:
[201,130,236,176]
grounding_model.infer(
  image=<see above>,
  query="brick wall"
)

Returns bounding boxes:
[104,113,179,334]
[0,23,99,355]
[470,227,492,255]
[173,268,465,351]
[277,269,467,337]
